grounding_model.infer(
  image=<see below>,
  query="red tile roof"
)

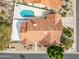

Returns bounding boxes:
[26,14,55,31]
[20,13,62,47]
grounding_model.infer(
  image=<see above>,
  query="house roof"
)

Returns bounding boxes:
[20,13,62,32]
[26,14,55,31]
[25,13,62,31]
[20,13,62,46]
[39,33,50,47]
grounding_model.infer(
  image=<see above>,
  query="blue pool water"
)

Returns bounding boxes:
[20,10,35,17]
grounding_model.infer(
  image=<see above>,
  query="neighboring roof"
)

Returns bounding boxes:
[26,0,41,3]
[41,0,63,9]
[17,0,63,9]
[17,0,41,3]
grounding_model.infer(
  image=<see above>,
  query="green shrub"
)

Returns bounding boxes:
[47,27,74,59]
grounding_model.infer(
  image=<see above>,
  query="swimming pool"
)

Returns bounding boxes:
[20,10,35,17]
